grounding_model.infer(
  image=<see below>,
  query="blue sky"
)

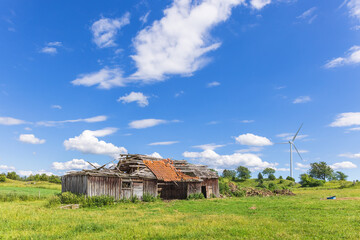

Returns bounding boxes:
[1,0,360,180]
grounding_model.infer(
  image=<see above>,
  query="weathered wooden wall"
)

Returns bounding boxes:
[187,182,201,196]
[144,180,157,197]
[158,182,188,199]
[62,175,88,195]
[202,178,219,198]
[87,176,122,200]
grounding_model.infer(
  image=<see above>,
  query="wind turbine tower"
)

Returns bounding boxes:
[278,124,304,178]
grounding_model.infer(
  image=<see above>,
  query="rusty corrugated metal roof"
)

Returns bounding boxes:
[143,159,199,182]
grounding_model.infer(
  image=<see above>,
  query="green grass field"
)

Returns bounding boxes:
[0,179,61,198]
[0,180,359,239]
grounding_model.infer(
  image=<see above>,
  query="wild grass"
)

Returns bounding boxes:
[1,179,360,239]
[0,187,359,239]
[0,179,61,202]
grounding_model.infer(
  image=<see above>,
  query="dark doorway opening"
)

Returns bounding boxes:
[201,186,207,198]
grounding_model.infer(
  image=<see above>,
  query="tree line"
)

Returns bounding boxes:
[0,171,61,184]
[222,161,349,187]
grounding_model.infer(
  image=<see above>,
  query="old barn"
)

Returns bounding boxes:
[61,154,219,200]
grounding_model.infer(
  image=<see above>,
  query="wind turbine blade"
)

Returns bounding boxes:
[292,143,303,161]
[292,123,304,142]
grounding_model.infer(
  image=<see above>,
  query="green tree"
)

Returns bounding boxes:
[262,168,276,178]
[39,174,49,181]
[0,174,6,182]
[6,171,20,180]
[236,166,251,180]
[286,176,295,182]
[308,162,334,181]
[222,170,236,179]
[257,172,263,180]
[335,171,348,181]
[268,174,276,180]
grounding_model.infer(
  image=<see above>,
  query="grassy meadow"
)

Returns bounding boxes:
[0,180,360,239]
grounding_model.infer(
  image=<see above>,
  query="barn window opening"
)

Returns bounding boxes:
[122,181,131,189]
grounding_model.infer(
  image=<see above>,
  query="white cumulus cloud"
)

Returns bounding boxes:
[129,119,177,129]
[330,112,360,127]
[52,159,100,171]
[63,128,127,158]
[324,46,360,68]
[235,133,273,146]
[331,161,357,170]
[91,13,130,48]
[250,0,271,10]
[147,152,163,158]
[0,117,26,125]
[117,92,149,107]
[51,105,62,109]
[183,149,276,170]
[207,81,221,87]
[347,0,360,20]
[295,162,310,169]
[339,153,360,159]
[192,143,225,151]
[148,141,179,146]
[130,0,244,81]
[19,134,45,144]
[293,96,311,104]
[71,67,126,89]
[40,41,62,55]
[0,165,15,171]
[37,115,107,127]
[276,133,308,141]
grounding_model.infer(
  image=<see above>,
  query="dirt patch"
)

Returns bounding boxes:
[336,197,360,200]
[243,188,295,197]
[60,204,80,209]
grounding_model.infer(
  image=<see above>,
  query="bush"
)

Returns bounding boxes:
[286,176,295,182]
[58,192,84,204]
[0,174,6,182]
[257,182,267,189]
[279,176,283,179]
[232,190,246,197]
[130,195,140,203]
[187,193,205,200]
[268,183,278,191]
[288,182,296,187]
[299,174,325,187]
[82,195,115,208]
[49,192,115,208]
[268,174,276,180]
[210,193,217,198]
[142,193,156,202]
[219,181,231,195]
[279,180,284,184]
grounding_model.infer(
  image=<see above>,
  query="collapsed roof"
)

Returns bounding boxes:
[65,154,218,182]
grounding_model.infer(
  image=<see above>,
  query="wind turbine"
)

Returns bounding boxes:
[277,124,304,178]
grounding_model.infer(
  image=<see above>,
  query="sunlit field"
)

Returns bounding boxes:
[0,180,359,239]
